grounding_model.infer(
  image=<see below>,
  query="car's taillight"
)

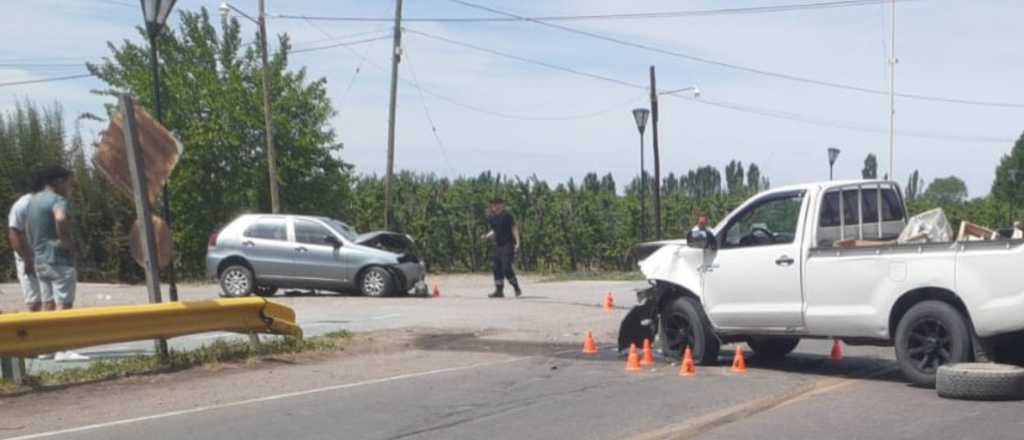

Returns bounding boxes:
[208,230,220,247]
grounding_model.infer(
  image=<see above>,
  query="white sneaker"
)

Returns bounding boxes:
[55,351,91,362]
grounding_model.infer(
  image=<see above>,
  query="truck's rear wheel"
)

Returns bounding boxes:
[748,336,800,359]
[659,296,720,365]
[895,300,972,387]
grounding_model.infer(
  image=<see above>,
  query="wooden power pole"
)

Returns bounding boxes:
[258,0,280,214]
[384,0,404,229]
[650,66,663,240]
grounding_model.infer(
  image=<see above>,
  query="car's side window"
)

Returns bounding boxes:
[294,219,333,246]
[244,218,287,241]
[721,192,804,249]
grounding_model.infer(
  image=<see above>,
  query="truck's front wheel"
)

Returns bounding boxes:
[659,296,721,365]
[895,300,972,387]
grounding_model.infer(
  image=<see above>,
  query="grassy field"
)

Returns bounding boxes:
[0,331,352,395]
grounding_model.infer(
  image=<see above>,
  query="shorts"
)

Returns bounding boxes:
[35,264,77,306]
[15,254,41,305]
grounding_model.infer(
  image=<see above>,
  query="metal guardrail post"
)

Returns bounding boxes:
[1,357,27,385]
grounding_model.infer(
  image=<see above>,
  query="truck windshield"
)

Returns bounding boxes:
[722,193,804,248]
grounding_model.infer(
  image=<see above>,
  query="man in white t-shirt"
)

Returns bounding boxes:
[8,182,42,311]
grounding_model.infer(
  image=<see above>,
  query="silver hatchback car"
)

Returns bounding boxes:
[206,214,427,297]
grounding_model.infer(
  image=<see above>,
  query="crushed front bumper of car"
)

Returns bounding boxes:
[392,259,427,293]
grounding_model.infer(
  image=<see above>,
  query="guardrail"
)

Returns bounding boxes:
[0,298,302,358]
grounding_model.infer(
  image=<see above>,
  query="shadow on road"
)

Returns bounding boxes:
[410,332,907,384]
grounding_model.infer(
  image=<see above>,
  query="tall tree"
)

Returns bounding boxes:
[992,132,1024,208]
[923,176,968,205]
[87,8,351,274]
[906,169,923,202]
[725,160,745,195]
[690,166,722,198]
[746,163,762,193]
[862,154,878,179]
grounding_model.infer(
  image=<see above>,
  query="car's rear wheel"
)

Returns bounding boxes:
[360,267,394,297]
[748,336,801,359]
[659,296,720,365]
[220,265,254,298]
[895,300,972,387]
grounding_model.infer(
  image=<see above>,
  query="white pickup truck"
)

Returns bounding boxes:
[618,179,1023,386]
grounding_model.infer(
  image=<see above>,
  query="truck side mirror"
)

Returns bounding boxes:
[686,228,715,249]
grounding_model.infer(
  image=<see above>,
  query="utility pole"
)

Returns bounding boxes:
[887,0,896,181]
[259,0,280,213]
[649,66,662,240]
[384,0,404,229]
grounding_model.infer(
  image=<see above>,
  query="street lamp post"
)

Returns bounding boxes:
[632,108,650,241]
[220,0,280,214]
[828,147,841,181]
[141,0,177,303]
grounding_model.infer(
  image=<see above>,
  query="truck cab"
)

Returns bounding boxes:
[622,180,1024,386]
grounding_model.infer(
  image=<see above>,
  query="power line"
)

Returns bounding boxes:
[291,35,392,54]
[415,82,645,121]
[448,0,1024,109]
[303,22,648,122]
[0,63,85,68]
[404,47,456,175]
[92,0,134,7]
[274,0,910,23]
[405,28,1013,144]
[404,28,638,89]
[0,73,94,88]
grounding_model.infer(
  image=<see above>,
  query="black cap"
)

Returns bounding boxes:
[489,197,506,204]
[34,165,72,187]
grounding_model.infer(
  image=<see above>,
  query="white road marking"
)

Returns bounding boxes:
[2,356,532,440]
[368,313,402,320]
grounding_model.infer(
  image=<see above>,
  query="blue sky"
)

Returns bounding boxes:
[3,0,1023,198]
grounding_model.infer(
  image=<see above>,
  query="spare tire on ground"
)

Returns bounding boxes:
[936,363,1024,401]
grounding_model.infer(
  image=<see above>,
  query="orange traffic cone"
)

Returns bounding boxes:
[582,331,598,354]
[640,338,656,366]
[679,346,697,377]
[625,343,642,371]
[831,338,843,361]
[731,346,747,373]
[603,292,615,312]
[433,285,441,298]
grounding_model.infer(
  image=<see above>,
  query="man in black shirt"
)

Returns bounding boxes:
[482,197,521,298]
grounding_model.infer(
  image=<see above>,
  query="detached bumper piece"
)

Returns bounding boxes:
[0,298,302,358]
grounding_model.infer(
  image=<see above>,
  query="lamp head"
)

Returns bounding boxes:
[632,108,650,134]
[141,0,176,35]
[828,147,841,166]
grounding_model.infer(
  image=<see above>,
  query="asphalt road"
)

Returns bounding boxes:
[2,275,1022,440]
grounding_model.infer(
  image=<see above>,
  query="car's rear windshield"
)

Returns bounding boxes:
[324,219,360,242]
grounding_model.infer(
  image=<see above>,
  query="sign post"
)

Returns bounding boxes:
[120,95,169,358]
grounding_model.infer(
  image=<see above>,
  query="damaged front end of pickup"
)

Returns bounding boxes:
[617,219,716,353]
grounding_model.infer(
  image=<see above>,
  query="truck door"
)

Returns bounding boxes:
[703,190,807,330]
